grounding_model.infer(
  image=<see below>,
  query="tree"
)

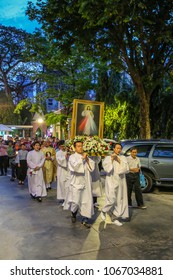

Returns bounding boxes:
[0,25,41,103]
[150,74,173,139]
[20,33,97,116]
[0,91,18,124]
[26,0,173,138]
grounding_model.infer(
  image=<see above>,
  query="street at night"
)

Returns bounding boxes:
[0,174,173,260]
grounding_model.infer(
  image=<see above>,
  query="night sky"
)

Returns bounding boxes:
[0,0,39,33]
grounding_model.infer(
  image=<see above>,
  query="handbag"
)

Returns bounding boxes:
[139,172,146,187]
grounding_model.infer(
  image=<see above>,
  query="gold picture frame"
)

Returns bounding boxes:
[71,99,104,138]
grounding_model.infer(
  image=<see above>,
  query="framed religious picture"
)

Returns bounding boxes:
[71,99,104,138]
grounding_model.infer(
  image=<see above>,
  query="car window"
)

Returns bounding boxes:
[124,145,153,157]
[152,145,173,158]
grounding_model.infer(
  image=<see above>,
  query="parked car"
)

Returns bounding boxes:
[121,139,173,192]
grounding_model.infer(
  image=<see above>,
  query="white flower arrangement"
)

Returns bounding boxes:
[65,135,111,156]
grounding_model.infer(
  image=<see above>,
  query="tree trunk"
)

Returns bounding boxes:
[138,91,151,139]
[2,73,11,97]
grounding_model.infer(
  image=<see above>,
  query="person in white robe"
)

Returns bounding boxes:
[56,140,69,204]
[27,141,47,202]
[101,143,129,226]
[90,156,102,207]
[64,141,95,227]
[78,106,98,135]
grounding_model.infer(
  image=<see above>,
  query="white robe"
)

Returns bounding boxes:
[27,150,47,197]
[56,149,69,200]
[79,109,97,135]
[90,156,102,197]
[102,154,129,219]
[64,152,95,219]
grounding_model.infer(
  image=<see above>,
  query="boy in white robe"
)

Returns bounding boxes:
[101,143,129,226]
[56,140,69,204]
[27,141,47,202]
[90,156,102,207]
[65,141,95,228]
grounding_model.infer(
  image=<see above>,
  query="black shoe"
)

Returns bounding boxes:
[81,221,91,229]
[30,193,36,199]
[71,216,76,223]
[10,178,15,181]
[71,215,76,223]
[36,197,42,202]
[71,210,78,223]
[0,174,4,176]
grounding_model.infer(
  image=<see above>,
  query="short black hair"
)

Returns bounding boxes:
[20,143,26,146]
[114,142,122,148]
[74,141,83,148]
[58,140,65,147]
[33,141,40,146]
[130,147,138,152]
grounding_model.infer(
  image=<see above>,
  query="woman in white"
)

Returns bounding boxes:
[27,141,47,202]
[78,106,97,135]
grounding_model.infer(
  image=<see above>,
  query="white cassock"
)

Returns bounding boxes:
[64,152,95,219]
[90,156,102,197]
[27,150,47,197]
[56,149,69,200]
[102,154,129,219]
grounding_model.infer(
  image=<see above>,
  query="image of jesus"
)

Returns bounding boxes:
[78,106,98,135]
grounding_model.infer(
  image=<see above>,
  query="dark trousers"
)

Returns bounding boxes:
[17,160,27,181]
[126,172,144,206]
[0,155,8,175]
[0,156,3,174]
[11,162,17,179]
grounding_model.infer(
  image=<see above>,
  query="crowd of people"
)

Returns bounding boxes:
[0,135,147,229]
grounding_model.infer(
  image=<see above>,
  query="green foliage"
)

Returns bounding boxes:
[104,92,140,139]
[45,112,68,128]
[150,74,173,139]
[29,43,95,104]
[14,99,31,114]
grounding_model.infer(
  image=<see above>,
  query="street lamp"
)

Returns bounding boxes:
[37,118,44,124]
[36,118,44,138]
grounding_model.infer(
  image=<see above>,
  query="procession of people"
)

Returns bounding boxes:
[0,134,147,229]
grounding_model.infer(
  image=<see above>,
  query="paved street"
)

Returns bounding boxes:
[0,173,173,260]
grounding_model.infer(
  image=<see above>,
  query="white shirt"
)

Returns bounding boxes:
[127,155,141,170]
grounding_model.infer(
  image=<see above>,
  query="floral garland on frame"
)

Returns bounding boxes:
[65,135,111,156]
